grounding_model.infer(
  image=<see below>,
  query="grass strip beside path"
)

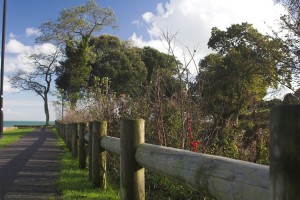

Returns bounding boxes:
[53,128,120,200]
[0,128,33,149]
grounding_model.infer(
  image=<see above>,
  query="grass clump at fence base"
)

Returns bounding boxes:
[0,128,33,149]
[53,129,120,200]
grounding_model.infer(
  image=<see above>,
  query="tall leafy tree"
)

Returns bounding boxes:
[194,23,290,126]
[90,35,147,96]
[56,38,92,108]
[141,46,177,84]
[37,0,117,109]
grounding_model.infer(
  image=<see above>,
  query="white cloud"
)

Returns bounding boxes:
[142,12,155,23]
[25,27,41,37]
[6,39,31,54]
[5,38,58,72]
[5,54,31,72]
[4,37,60,94]
[33,42,58,55]
[130,0,287,71]
[3,76,19,93]
[6,38,56,55]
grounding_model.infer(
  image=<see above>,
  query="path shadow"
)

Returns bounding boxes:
[0,129,61,200]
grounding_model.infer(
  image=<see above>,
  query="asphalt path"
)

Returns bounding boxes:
[0,128,62,200]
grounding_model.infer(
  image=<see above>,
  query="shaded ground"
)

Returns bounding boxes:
[0,128,62,200]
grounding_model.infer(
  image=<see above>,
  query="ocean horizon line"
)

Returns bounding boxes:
[4,120,55,127]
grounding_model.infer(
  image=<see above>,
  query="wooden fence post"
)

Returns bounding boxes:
[63,123,67,143]
[55,120,58,131]
[78,123,87,169]
[88,122,93,181]
[59,122,62,137]
[63,123,66,143]
[270,105,300,200]
[71,123,78,158]
[61,123,64,142]
[92,121,100,187]
[120,119,145,200]
[69,124,71,148]
[99,121,107,190]
[68,124,72,151]
[92,121,107,190]
[91,121,107,189]
[66,124,71,150]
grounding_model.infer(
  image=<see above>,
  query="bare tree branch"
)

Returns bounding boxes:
[9,49,62,125]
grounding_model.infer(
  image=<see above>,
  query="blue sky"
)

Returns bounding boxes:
[1,0,286,121]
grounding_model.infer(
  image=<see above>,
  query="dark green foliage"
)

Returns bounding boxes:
[194,23,291,127]
[56,38,92,107]
[90,35,147,96]
[90,34,122,54]
[141,46,177,83]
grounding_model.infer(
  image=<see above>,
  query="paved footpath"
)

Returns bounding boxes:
[0,128,62,200]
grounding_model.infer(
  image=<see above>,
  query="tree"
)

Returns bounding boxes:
[36,0,117,46]
[194,23,290,127]
[141,46,177,84]
[90,35,147,97]
[55,38,92,109]
[9,50,61,125]
[38,0,117,109]
[276,0,300,87]
[89,35,186,147]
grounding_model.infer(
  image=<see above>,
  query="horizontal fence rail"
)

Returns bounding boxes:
[101,136,120,155]
[136,144,269,200]
[55,105,300,200]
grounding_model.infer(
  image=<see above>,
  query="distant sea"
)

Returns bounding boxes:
[4,121,55,127]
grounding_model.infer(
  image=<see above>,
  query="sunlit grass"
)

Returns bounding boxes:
[53,128,120,200]
[0,128,33,149]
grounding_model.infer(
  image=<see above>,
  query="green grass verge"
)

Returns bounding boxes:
[0,128,33,149]
[53,128,120,200]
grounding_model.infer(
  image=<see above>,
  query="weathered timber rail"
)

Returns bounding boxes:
[55,105,300,200]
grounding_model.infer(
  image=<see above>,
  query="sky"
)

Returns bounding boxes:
[1,0,287,121]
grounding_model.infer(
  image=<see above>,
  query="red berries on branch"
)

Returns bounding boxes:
[187,113,200,152]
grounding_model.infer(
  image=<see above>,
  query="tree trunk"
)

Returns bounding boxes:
[44,93,50,126]
[70,98,77,112]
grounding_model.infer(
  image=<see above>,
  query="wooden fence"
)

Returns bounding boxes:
[55,105,300,200]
